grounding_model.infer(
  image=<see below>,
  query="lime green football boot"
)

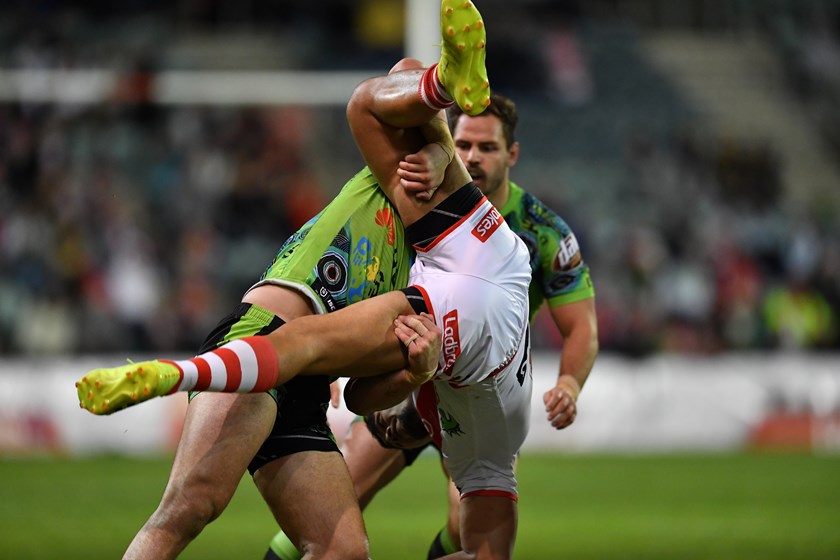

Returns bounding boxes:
[438,0,491,116]
[75,360,181,415]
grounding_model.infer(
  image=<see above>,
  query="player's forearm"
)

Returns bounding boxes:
[344,370,421,416]
[557,327,598,399]
[418,114,455,164]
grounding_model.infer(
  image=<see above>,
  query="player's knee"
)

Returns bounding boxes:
[158,481,230,536]
[389,57,424,74]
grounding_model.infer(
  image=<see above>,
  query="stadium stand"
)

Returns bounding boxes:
[0,0,838,356]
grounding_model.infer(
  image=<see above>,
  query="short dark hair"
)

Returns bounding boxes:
[448,93,518,148]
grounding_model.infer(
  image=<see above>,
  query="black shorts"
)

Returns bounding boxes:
[195,302,340,475]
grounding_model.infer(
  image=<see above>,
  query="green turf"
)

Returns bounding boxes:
[0,452,838,559]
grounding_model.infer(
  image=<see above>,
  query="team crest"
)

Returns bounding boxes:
[439,408,464,437]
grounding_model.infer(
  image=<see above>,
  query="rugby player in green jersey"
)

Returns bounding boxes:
[77,1,537,557]
[264,93,599,560]
[111,167,425,559]
[77,0,530,559]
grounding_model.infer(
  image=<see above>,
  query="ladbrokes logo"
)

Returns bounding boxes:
[471,207,503,242]
[442,310,461,374]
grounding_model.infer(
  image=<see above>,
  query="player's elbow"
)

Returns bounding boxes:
[343,378,378,416]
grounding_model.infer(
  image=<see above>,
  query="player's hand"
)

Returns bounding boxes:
[397,143,449,201]
[329,380,340,408]
[394,312,440,385]
[543,376,581,430]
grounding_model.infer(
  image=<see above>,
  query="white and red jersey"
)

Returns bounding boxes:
[408,197,531,387]
[406,195,533,498]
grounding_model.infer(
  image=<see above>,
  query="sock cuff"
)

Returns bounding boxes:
[438,526,458,554]
[419,64,454,110]
[268,530,302,560]
[242,335,280,392]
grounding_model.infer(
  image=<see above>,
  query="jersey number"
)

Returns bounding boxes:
[516,327,531,387]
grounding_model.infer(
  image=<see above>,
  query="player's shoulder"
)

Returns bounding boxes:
[508,181,574,236]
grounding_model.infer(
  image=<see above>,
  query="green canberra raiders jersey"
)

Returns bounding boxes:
[497,181,594,320]
[255,167,412,314]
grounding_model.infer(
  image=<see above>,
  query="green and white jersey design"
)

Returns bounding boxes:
[497,181,595,320]
[253,167,412,314]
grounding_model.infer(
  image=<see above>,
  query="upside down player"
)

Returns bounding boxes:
[76,1,534,559]
[264,93,599,560]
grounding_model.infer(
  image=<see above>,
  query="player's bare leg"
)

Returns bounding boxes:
[254,450,369,560]
[124,392,276,559]
[444,478,463,551]
[76,290,425,415]
[346,0,490,226]
[342,419,408,509]
[265,418,411,559]
[439,495,517,560]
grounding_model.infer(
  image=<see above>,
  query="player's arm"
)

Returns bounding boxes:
[543,297,598,429]
[345,371,423,416]
[345,313,440,415]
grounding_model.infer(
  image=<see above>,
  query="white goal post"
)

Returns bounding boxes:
[0,0,440,106]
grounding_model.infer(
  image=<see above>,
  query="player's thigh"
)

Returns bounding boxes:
[287,290,416,377]
[459,495,517,560]
[346,69,428,196]
[168,392,276,503]
[341,419,407,509]
[254,450,367,556]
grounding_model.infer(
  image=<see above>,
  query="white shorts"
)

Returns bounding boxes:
[434,328,532,499]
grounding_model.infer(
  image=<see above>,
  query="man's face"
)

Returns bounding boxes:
[453,114,517,197]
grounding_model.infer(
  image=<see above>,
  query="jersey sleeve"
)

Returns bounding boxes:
[528,195,595,309]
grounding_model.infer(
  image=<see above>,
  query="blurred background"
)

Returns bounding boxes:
[1,0,839,357]
[3,0,839,451]
[1,1,839,558]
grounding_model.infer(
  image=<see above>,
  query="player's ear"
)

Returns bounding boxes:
[508,141,521,167]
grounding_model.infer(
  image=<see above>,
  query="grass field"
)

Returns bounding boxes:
[1,452,838,559]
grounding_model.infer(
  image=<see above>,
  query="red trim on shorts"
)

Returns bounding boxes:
[214,347,242,392]
[415,382,442,448]
[413,196,488,253]
[461,489,518,502]
[191,356,212,391]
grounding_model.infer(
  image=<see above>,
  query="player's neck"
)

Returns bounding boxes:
[486,179,511,211]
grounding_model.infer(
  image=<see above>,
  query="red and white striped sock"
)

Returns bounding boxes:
[419,64,454,110]
[165,336,280,393]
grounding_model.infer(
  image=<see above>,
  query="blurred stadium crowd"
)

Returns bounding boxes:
[1,0,839,356]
